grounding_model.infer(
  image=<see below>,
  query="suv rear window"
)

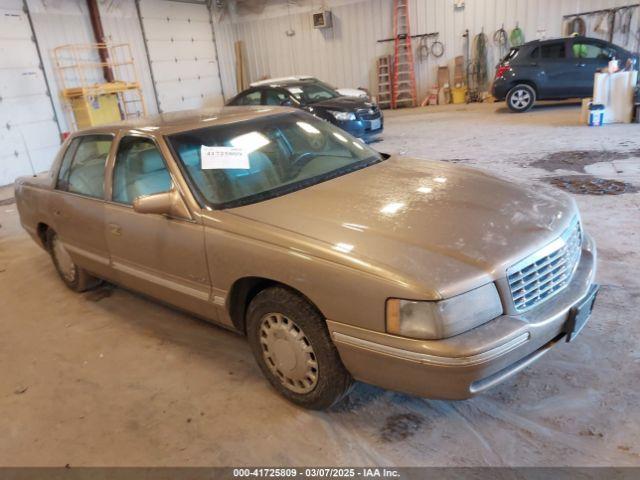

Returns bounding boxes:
[540,42,566,59]
[503,48,519,62]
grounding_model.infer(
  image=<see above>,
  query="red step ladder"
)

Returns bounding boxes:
[392,0,417,108]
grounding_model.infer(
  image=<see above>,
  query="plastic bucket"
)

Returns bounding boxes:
[451,87,467,104]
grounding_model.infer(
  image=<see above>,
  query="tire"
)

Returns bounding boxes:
[506,84,536,112]
[246,286,353,410]
[47,229,101,292]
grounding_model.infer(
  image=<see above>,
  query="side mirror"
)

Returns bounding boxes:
[132,189,191,220]
[280,99,293,107]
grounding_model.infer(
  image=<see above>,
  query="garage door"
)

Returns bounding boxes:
[0,0,60,186]
[138,0,223,113]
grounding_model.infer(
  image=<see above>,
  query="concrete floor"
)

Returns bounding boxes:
[1,102,639,466]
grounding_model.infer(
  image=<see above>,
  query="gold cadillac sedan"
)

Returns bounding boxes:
[15,107,598,409]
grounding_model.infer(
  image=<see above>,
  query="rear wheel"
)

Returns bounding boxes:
[47,230,101,292]
[246,287,352,410]
[506,84,536,112]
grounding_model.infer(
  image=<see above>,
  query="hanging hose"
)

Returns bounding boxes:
[566,16,586,36]
[493,26,508,59]
[430,40,444,58]
[509,25,524,47]
[417,36,430,62]
[473,31,488,91]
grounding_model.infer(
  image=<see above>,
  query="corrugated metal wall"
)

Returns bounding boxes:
[217,0,640,99]
[0,0,61,185]
[27,0,158,133]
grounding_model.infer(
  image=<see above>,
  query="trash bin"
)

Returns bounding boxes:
[588,103,605,127]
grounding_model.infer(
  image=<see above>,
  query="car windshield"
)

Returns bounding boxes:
[286,83,340,103]
[167,111,384,209]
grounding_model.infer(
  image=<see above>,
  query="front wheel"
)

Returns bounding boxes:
[506,84,536,112]
[246,287,352,410]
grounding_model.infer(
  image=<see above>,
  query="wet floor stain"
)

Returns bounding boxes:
[380,412,425,442]
[532,150,640,173]
[549,176,638,195]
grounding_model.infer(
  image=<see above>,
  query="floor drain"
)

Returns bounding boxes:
[549,176,638,195]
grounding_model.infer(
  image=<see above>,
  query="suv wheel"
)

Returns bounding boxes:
[506,84,536,112]
[47,230,101,292]
[246,286,352,410]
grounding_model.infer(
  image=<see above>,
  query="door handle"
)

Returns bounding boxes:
[577,63,587,67]
[108,223,122,236]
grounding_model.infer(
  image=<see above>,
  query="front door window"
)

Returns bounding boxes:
[112,136,172,205]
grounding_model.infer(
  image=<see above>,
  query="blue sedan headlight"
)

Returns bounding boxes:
[328,110,356,121]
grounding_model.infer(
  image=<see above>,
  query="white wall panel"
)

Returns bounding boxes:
[138,0,224,113]
[98,0,159,115]
[211,18,236,100]
[218,0,640,99]
[27,0,100,133]
[0,0,60,186]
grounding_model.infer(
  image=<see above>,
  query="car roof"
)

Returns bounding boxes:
[72,106,299,137]
[250,75,315,86]
[247,78,325,89]
[519,35,611,47]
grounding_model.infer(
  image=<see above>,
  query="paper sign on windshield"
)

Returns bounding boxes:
[201,146,249,169]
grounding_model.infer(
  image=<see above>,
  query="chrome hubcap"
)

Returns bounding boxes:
[259,313,318,394]
[510,89,531,109]
[52,236,76,282]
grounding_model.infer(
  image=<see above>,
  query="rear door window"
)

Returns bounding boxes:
[60,135,113,199]
[540,42,566,59]
[56,138,80,191]
[233,90,262,106]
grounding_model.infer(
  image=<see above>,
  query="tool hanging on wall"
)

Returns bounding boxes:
[390,0,417,108]
[493,25,508,59]
[509,23,525,47]
[566,16,586,36]
[462,29,478,103]
[473,29,489,93]
[563,5,640,48]
[417,34,445,62]
[620,7,634,45]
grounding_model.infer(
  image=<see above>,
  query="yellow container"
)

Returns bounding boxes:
[451,87,467,104]
[69,93,121,129]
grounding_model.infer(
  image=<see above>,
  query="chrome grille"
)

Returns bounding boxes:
[507,220,582,312]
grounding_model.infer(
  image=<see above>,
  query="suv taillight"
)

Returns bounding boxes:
[495,65,510,79]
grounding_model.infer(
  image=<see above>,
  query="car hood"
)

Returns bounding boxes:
[229,156,576,298]
[336,88,368,98]
[310,96,375,111]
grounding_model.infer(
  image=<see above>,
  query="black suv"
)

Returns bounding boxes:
[227,78,383,142]
[492,36,637,112]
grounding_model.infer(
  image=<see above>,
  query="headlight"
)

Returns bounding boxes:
[328,110,356,121]
[386,283,503,340]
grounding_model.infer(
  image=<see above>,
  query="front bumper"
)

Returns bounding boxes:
[329,233,597,400]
